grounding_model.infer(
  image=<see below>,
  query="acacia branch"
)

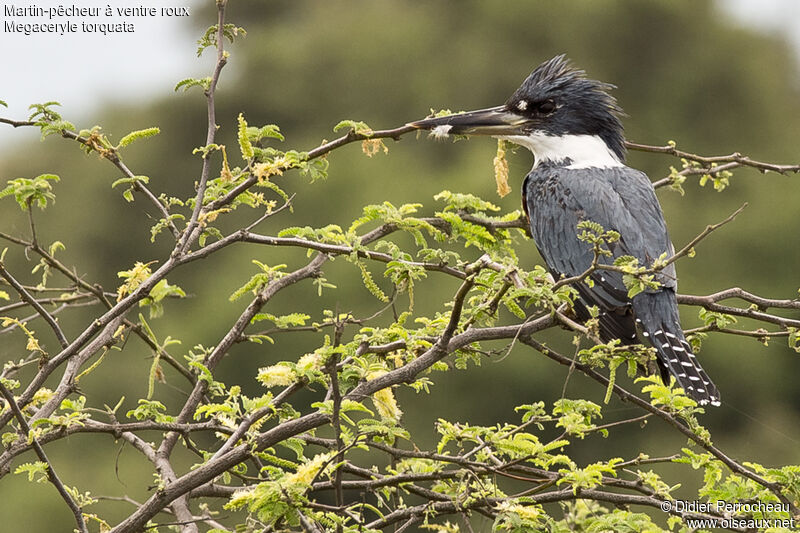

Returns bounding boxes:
[0,260,69,349]
[0,231,112,307]
[178,2,229,255]
[5,37,800,532]
[108,309,556,532]
[157,253,327,457]
[241,232,467,279]
[519,336,798,514]
[662,202,746,270]
[553,203,746,293]
[0,120,179,238]
[108,155,180,239]
[0,117,35,127]
[0,381,88,533]
[0,229,195,385]
[0,256,180,430]
[205,125,416,212]
[678,295,800,329]
[0,292,97,314]
[627,141,800,175]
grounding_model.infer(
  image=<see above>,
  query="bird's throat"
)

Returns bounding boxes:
[499,132,623,169]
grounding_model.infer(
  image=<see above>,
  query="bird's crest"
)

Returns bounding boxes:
[510,55,627,160]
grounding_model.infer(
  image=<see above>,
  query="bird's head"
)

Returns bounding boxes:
[409,55,626,168]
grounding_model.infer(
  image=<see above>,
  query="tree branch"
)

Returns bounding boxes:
[177,1,229,255]
[0,260,69,349]
[0,381,88,533]
[627,141,800,175]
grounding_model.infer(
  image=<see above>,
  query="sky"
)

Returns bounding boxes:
[724,0,800,52]
[0,0,208,145]
[1,0,799,150]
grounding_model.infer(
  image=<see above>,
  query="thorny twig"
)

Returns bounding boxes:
[0,381,89,533]
[2,15,800,532]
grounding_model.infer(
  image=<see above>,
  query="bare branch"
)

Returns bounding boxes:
[157,253,327,457]
[662,202,746,270]
[0,381,88,533]
[0,261,69,349]
[205,125,417,212]
[177,2,229,255]
[627,141,800,175]
[520,335,798,514]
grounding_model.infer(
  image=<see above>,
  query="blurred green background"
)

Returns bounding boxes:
[1,1,800,530]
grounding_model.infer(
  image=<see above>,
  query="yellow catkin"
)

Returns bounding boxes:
[256,364,295,387]
[496,501,543,523]
[494,139,511,197]
[367,371,403,421]
[361,138,388,157]
[286,452,333,486]
[297,352,322,372]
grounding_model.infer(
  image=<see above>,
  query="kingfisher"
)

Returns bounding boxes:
[408,55,720,406]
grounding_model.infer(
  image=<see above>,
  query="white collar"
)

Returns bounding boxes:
[499,132,623,169]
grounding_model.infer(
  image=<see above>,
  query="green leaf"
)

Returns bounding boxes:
[699,308,737,329]
[197,23,246,56]
[230,262,287,301]
[126,399,175,423]
[238,114,254,160]
[48,241,65,256]
[251,312,311,328]
[494,501,549,532]
[249,124,284,142]
[139,279,186,318]
[111,175,149,189]
[356,260,388,302]
[553,399,602,439]
[118,127,160,148]
[788,327,800,353]
[27,102,74,139]
[14,461,49,483]
[174,77,212,92]
[150,214,185,243]
[636,375,700,415]
[0,174,60,210]
[557,458,623,494]
[333,119,373,135]
[434,190,500,213]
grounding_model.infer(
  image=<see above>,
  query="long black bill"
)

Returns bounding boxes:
[407,106,531,136]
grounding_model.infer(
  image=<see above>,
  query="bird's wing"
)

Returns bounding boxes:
[524,165,676,316]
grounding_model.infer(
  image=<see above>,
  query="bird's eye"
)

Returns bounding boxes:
[537,100,556,114]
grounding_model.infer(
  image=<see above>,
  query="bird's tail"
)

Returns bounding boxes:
[633,291,720,407]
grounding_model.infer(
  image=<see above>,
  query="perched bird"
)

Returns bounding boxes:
[409,55,720,406]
